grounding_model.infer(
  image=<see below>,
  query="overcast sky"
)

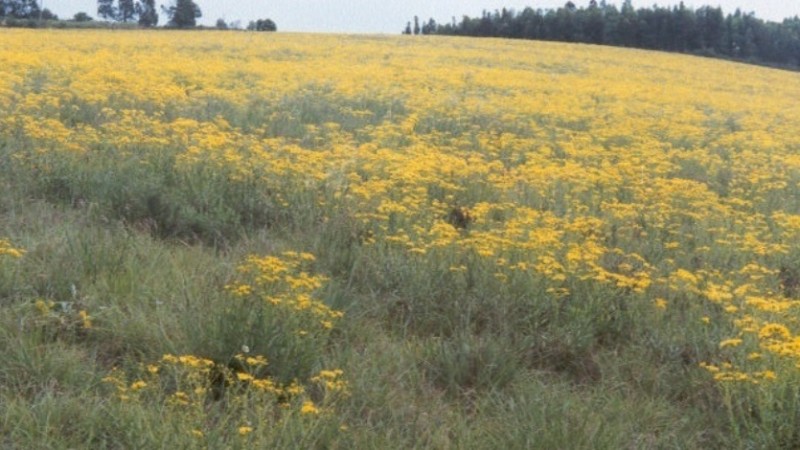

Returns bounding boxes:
[44,1,798,33]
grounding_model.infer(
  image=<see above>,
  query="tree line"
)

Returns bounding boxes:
[0,0,57,21]
[0,0,276,31]
[405,1,800,70]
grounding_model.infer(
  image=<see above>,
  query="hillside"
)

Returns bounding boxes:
[2,29,800,448]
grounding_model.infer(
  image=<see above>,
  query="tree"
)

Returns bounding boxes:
[422,18,437,35]
[582,2,606,43]
[97,0,116,21]
[413,16,420,35]
[118,0,135,22]
[40,8,57,20]
[696,6,724,52]
[247,18,277,32]
[261,18,277,31]
[136,0,158,27]
[73,12,93,22]
[403,21,412,35]
[215,18,228,29]
[616,0,639,46]
[162,0,201,28]
[96,0,155,24]
[1,0,40,18]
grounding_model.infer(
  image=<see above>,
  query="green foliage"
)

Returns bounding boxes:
[161,0,201,29]
[72,12,93,22]
[0,0,40,19]
[247,18,277,32]
[96,0,115,21]
[420,332,523,396]
[117,0,135,23]
[136,0,158,27]
[420,3,800,71]
[94,0,156,26]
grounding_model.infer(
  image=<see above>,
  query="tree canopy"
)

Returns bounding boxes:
[97,0,156,26]
[248,18,277,32]
[162,0,201,28]
[136,0,158,27]
[409,1,800,70]
[0,0,41,19]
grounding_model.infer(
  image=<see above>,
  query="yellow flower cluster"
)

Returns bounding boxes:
[226,251,343,329]
[102,351,347,435]
[31,298,92,331]
[311,369,348,395]
[0,239,25,258]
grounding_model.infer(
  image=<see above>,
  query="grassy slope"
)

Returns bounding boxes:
[2,30,800,448]
[0,172,720,449]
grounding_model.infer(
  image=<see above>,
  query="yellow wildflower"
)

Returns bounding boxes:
[719,338,743,348]
[79,310,92,329]
[300,400,320,415]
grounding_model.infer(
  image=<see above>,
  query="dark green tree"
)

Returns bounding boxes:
[162,0,201,28]
[421,18,437,35]
[40,8,57,20]
[696,6,724,52]
[117,0,135,22]
[97,0,116,20]
[136,0,158,27]
[582,2,606,43]
[616,0,639,46]
[413,16,420,35]
[419,2,800,70]
[73,12,94,22]
[1,0,40,18]
[247,18,276,32]
[672,2,698,51]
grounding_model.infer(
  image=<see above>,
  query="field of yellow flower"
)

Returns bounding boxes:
[2,28,800,447]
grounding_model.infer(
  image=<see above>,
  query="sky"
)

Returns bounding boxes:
[44,1,798,33]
